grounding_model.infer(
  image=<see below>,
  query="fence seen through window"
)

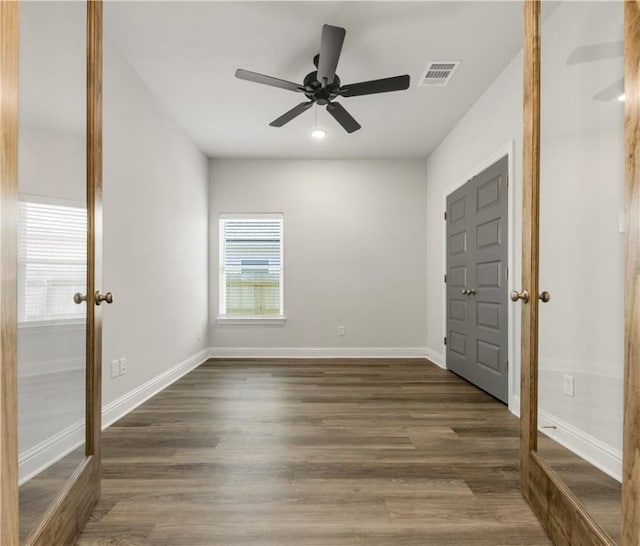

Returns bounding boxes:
[219,215,283,316]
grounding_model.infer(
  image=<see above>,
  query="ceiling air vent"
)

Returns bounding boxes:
[419,61,460,87]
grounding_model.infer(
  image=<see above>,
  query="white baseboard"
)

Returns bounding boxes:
[425,347,445,369]
[102,348,210,429]
[207,346,428,359]
[509,395,520,418]
[512,395,622,482]
[19,348,210,485]
[18,420,85,485]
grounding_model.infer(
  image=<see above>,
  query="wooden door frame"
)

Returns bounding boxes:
[0,2,103,545]
[622,2,640,543]
[519,1,640,544]
[0,1,20,544]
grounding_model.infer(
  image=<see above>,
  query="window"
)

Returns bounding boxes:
[219,214,284,320]
[18,198,87,324]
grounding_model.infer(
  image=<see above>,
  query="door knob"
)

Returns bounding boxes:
[462,289,469,295]
[467,288,476,296]
[510,290,529,303]
[73,293,87,304]
[95,291,114,305]
[539,291,551,303]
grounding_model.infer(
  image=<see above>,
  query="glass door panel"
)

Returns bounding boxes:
[17,1,87,541]
[538,1,624,541]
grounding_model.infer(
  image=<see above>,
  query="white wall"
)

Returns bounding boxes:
[425,2,624,479]
[17,125,88,478]
[425,52,524,388]
[208,159,427,356]
[17,2,89,475]
[15,40,210,482]
[102,40,209,406]
[17,126,87,380]
[536,1,624,479]
[18,125,85,203]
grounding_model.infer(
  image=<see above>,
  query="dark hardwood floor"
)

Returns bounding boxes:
[76,359,551,545]
[19,445,85,541]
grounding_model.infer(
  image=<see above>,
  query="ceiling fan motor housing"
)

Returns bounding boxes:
[303,70,341,105]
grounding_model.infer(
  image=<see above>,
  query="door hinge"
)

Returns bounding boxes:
[506,267,509,280]
[506,175,509,188]
[444,274,447,283]
[444,336,447,346]
[444,211,447,221]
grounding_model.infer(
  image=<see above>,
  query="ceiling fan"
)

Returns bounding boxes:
[235,24,411,134]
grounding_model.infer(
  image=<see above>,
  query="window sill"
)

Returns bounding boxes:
[216,315,287,326]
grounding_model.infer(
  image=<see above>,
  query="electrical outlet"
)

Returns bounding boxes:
[111,360,120,379]
[119,358,128,376]
[563,374,575,397]
[337,325,345,336]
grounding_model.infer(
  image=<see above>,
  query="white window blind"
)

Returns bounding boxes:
[220,216,283,316]
[18,199,87,323]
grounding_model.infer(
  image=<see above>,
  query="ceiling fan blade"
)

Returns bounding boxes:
[326,102,361,133]
[593,78,625,102]
[317,24,346,85]
[269,102,314,127]
[340,75,411,97]
[567,41,623,65]
[235,69,303,93]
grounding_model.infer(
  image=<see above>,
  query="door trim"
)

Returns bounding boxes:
[621,1,640,543]
[86,0,103,470]
[441,141,517,412]
[0,1,20,544]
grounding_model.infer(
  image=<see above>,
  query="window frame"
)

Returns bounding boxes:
[17,194,87,328]
[217,213,285,324]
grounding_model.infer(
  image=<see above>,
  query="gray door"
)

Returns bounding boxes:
[446,156,509,403]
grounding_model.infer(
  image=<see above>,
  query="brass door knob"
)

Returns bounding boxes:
[95,291,114,305]
[510,290,530,303]
[539,291,551,303]
[73,293,87,304]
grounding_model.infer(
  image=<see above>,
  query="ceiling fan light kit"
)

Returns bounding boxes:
[310,105,326,140]
[235,24,411,134]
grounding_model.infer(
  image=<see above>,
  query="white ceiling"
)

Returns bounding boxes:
[104,1,525,159]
